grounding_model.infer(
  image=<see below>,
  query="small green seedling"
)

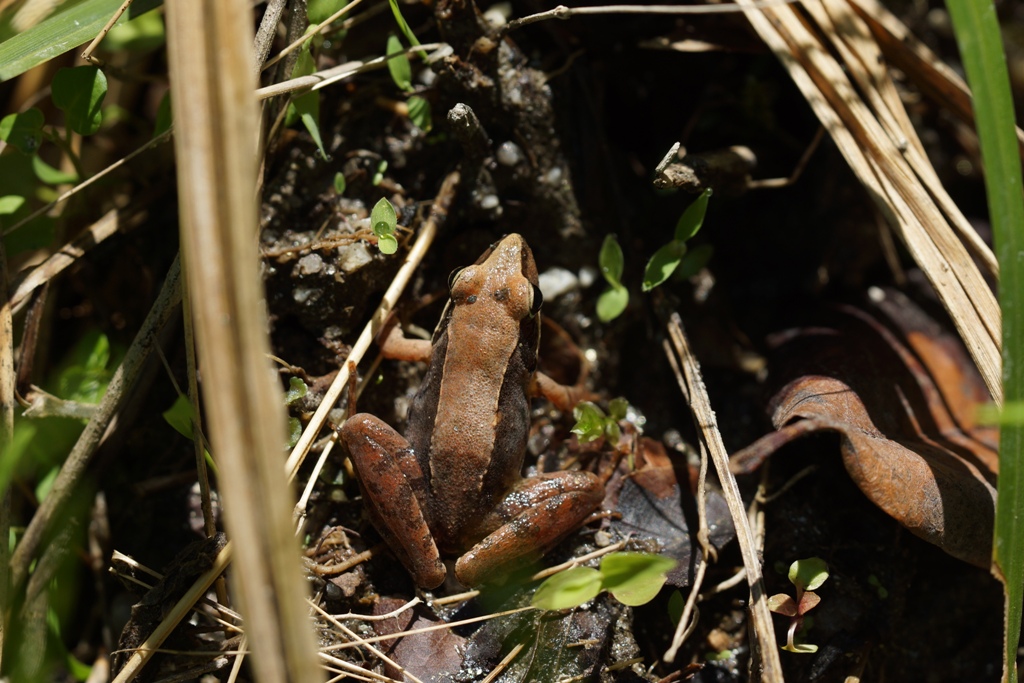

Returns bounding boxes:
[642,188,712,292]
[385,33,432,131]
[532,552,676,610]
[370,197,398,254]
[596,235,628,322]
[767,557,829,653]
[571,398,628,444]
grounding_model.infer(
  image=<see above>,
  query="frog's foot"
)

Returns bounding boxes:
[453,471,604,587]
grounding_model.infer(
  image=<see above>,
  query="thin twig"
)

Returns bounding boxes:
[311,600,426,683]
[253,0,288,74]
[0,237,12,662]
[503,0,800,32]
[81,0,134,62]
[322,606,536,653]
[262,0,368,72]
[665,315,783,681]
[256,42,448,100]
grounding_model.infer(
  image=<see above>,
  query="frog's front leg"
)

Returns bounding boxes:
[454,471,604,586]
[340,414,446,589]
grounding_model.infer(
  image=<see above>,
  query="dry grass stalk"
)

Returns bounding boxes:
[163,0,319,681]
[737,0,1002,403]
[666,315,784,682]
[0,239,13,662]
[848,0,1024,155]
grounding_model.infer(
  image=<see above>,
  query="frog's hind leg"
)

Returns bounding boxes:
[341,413,446,589]
[454,471,603,587]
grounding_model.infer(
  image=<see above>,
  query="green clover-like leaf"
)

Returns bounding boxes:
[674,187,711,243]
[407,95,432,132]
[532,566,603,610]
[52,65,107,135]
[788,557,828,592]
[0,108,44,154]
[596,284,628,322]
[599,552,676,606]
[386,34,412,91]
[642,239,686,292]
[599,234,624,286]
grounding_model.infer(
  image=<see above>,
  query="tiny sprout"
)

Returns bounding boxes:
[571,400,625,444]
[767,557,828,653]
[370,197,399,254]
[596,235,628,322]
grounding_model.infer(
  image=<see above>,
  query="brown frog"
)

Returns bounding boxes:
[341,234,604,588]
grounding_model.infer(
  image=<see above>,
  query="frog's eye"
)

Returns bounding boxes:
[529,283,544,317]
[448,267,464,290]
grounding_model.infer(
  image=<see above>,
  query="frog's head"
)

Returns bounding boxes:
[448,233,543,322]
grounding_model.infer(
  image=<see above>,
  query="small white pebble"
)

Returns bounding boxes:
[496,141,523,167]
[538,267,578,300]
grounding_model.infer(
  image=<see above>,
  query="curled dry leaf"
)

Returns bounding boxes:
[732,289,997,568]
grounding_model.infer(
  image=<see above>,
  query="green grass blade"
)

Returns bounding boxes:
[0,0,125,82]
[945,1,1024,681]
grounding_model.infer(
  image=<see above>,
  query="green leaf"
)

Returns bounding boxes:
[162,394,195,440]
[0,196,25,215]
[386,34,412,91]
[387,0,423,50]
[0,0,127,80]
[287,417,303,448]
[100,9,165,52]
[677,243,713,280]
[371,197,398,233]
[291,91,325,158]
[32,155,78,185]
[52,66,108,135]
[788,557,828,592]
[377,233,398,255]
[333,172,346,195]
[285,377,308,405]
[599,552,676,606]
[945,2,1024,680]
[674,188,712,242]
[531,566,603,610]
[0,108,44,154]
[372,159,388,186]
[642,240,686,292]
[598,234,624,286]
[407,95,432,132]
[596,284,628,323]
[287,47,326,158]
[307,0,351,24]
[667,590,685,626]
[571,401,607,443]
[607,397,629,421]
[154,91,172,138]
[36,466,59,503]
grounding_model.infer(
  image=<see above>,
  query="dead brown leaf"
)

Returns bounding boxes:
[731,289,997,567]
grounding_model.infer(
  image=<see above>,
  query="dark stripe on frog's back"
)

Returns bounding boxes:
[404,320,449,519]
